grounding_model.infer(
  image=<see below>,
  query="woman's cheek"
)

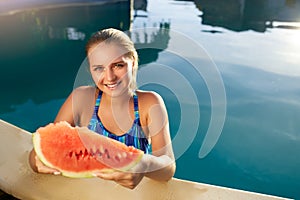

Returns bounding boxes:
[91,72,102,85]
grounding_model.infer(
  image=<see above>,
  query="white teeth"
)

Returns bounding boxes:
[107,84,116,88]
[106,82,119,88]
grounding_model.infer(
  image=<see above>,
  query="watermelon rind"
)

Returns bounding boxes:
[32,122,144,178]
[32,132,56,171]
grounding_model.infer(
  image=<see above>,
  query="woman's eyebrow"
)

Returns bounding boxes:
[112,60,125,65]
[92,64,104,67]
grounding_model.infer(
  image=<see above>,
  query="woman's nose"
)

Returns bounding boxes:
[105,67,116,81]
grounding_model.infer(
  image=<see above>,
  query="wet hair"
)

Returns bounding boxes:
[86,28,138,91]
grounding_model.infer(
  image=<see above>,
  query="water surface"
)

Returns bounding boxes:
[1,0,300,199]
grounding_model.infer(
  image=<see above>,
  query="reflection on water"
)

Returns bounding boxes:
[0,1,131,114]
[195,0,300,32]
[132,24,170,65]
[1,0,300,199]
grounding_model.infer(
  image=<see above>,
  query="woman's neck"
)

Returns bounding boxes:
[101,90,133,109]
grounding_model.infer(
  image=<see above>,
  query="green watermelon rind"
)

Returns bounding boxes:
[32,125,144,178]
[32,132,57,171]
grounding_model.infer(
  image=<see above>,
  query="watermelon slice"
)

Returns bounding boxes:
[32,121,144,178]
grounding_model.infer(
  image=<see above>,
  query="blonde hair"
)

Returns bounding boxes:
[86,28,138,91]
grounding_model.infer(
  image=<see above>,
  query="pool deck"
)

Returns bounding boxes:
[0,119,293,200]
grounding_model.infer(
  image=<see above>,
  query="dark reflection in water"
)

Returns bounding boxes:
[0,1,131,114]
[134,27,170,65]
[194,0,300,32]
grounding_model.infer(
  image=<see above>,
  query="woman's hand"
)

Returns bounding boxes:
[93,154,150,189]
[29,149,61,175]
[94,171,144,189]
[93,153,175,189]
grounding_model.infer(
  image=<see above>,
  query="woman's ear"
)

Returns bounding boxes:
[132,60,135,73]
[130,58,135,74]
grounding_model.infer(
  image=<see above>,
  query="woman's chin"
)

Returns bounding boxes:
[105,87,129,97]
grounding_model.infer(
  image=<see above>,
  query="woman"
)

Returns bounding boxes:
[29,28,175,189]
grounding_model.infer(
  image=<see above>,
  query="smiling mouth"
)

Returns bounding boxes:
[104,82,120,89]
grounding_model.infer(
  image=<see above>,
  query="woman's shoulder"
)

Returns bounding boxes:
[73,85,96,92]
[69,86,97,107]
[69,86,97,126]
[72,86,97,96]
[136,90,165,107]
[135,90,168,129]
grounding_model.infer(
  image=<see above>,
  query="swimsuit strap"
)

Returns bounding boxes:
[133,93,140,124]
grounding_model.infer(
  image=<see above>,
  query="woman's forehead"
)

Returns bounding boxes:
[88,43,130,64]
[89,42,126,55]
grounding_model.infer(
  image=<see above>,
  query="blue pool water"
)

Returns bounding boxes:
[1,0,300,199]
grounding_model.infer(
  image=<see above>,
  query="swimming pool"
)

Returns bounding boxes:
[1,0,300,199]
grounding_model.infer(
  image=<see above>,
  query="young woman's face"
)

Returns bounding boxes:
[88,43,134,97]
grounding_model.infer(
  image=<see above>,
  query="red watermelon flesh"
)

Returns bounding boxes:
[32,121,144,178]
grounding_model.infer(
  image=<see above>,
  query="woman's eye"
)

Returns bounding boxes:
[114,63,125,68]
[93,66,104,72]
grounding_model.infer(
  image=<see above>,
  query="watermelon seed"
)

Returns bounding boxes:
[74,150,83,160]
[104,149,110,159]
[114,153,122,162]
[114,155,120,162]
[84,149,89,157]
[89,148,95,156]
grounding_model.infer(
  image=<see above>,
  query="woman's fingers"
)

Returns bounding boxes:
[94,171,144,189]
[94,171,118,180]
[35,155,60,174]
[94,171,129,181]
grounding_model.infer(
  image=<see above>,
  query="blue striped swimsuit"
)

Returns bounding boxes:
[88,90,151,154]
